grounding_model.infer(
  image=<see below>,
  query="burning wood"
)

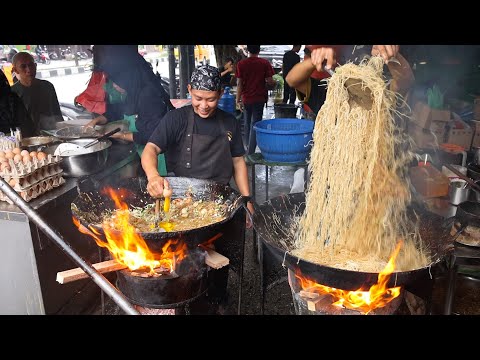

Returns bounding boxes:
[56,249,229,284]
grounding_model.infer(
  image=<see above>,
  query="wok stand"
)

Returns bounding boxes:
[0,177,140,315]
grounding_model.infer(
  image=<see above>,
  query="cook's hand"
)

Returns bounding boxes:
[147,175,170,199]
[163,181,172,198]
[86,115,108,128]
[246,201,254,229]
[236,100,244,112]
[371,45,399,63]
[310,47,337,72]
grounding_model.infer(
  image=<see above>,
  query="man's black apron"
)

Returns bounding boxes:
[173,108,233,185]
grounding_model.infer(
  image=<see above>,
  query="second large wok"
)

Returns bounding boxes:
[252,193,454,290]
[71,176,249,249]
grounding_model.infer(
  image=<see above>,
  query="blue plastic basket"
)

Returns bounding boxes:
[253,118,314,163]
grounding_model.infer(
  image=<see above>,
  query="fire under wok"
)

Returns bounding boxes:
[71,176,249,250]
[252,193,455,291]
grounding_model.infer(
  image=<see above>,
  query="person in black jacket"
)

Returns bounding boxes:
[94,45,174,146]
[0,69,35,137]
[282,45,301,104]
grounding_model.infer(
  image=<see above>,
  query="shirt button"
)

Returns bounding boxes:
[186,147,191,152]
[186,162,191,168]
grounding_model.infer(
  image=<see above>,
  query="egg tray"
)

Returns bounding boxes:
[2,164,63,191]
[0,154,62,178]
[0,174,66,204]
[0,138,20,152]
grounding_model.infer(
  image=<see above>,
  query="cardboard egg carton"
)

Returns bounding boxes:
[3,165,63,191]
[0,174,65,204]
[0,154,62,178]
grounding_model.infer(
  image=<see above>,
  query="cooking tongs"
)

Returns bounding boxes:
[324,56,401,111]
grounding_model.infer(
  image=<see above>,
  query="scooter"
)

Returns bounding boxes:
[37,51,50,65]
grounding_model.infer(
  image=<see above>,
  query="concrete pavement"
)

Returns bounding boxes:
[36,53,167,80]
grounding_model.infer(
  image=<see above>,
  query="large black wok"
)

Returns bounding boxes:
[71,176,249,251]
[252,193,455,291]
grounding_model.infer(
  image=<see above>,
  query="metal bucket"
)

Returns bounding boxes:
[274,103,298,118]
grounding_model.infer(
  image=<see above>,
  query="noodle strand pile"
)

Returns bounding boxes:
[293,56,429,272]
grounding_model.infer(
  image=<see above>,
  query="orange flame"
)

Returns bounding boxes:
[297,241,403,314]
[73,187,187,275]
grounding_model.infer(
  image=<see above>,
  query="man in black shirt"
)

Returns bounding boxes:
[282,45,301,104]
[141,65,254,223]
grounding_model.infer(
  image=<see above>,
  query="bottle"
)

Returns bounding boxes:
[15,127,22,144]
[218,86,235,114]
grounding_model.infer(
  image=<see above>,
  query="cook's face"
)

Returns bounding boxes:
[188,86,222,118]
[13,54,37,82]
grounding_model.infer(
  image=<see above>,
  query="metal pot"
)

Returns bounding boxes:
[20,136,59,152]
[53,125,102,140]
[252,193,454,291]
[448,179,470,205]
[44,138,111,177]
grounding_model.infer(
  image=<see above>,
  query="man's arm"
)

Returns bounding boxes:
[232,156,254,227]
[286,47,336,96]
[141,143,161,180]
[285,57,316,96]
[236,77,243,110]
[141,142,168,199]
[47,81,64,121]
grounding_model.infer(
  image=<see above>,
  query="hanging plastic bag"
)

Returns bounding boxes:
[74,71,107,114]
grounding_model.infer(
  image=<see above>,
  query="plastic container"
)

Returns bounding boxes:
[218,86,235,114]
[274,103,298,118]
[409,165,449,198]
[253,118,314,163]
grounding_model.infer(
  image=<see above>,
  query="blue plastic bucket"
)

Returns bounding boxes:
[253,118,314,163]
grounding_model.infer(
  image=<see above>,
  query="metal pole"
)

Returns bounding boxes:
[0,178,140,315]
[188,45,195,77]
[179,45,189,99]
[168,45,177,99]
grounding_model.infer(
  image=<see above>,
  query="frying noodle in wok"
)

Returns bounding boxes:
[102,196,229,232]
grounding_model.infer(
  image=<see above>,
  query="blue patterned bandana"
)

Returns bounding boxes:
[190,65,221,91]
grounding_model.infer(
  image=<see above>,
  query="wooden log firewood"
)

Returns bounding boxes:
[56,249,229,284]
[205,249,229,269]
[56,260,127,284]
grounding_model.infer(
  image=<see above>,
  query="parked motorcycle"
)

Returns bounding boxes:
[76,51,89,60]
[48,51,59,60]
